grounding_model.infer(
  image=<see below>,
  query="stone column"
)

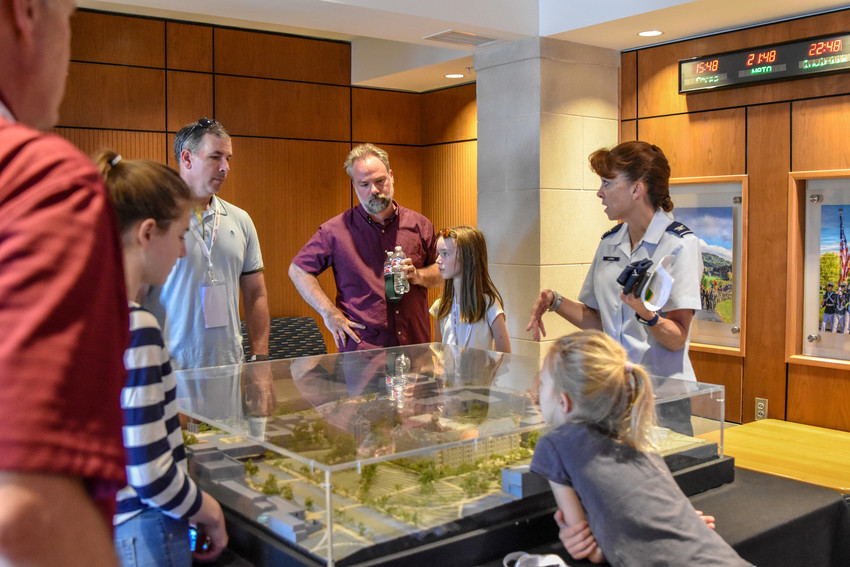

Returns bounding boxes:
[474,37,620,359]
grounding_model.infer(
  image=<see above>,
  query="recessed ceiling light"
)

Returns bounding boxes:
[638,30,663,37]
[445,73,464,79]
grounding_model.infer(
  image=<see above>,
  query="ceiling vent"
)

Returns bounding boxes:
[423,29,499,47]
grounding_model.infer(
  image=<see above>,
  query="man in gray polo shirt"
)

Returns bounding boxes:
[147,118,270,369]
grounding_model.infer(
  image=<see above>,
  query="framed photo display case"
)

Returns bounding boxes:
[788,170,850,366]
[670,176,747,354]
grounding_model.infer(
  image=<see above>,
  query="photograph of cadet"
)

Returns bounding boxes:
[675,207,735,324]
[818,205,850,334]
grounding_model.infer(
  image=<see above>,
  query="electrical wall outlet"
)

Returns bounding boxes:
[755,397,768,420]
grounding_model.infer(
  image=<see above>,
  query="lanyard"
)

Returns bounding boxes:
[190,198,221,282]
[450,300,472,347]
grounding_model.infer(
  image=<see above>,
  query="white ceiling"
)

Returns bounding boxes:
[79,0,850,92]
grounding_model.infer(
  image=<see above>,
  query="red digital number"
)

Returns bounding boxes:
[810,39,844,56]
[695,59,719,74]
[747,50,776,66]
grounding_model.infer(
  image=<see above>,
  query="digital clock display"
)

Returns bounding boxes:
[679,33,850,93]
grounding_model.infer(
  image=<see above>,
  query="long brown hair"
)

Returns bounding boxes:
[435,226,504,324]
[543,330,657,451]
[93,149,192,234]
[589,141,673,212]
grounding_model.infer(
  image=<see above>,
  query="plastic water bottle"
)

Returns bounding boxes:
[392,246,410,295]
[386,353,409,403]
[393,354,410,408]
[385,371,395,399]
[395,353,410,375]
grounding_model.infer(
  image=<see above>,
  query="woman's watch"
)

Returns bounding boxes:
[635,312,659,326]
[548,291,563,312]
[249,354,270,362]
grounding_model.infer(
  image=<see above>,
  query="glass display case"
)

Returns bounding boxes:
[176,344,729,567]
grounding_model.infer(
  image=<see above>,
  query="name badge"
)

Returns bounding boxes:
[603,256,620,262]
[201,282,228,328]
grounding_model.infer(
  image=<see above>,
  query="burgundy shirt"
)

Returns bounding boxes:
[293,202,437,351]
[0,118,129,520]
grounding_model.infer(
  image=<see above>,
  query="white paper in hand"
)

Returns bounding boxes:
[641,254,675,312]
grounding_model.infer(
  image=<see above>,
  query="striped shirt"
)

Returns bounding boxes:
[114,303,202,525]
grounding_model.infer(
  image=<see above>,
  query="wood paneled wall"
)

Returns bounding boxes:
[60,9,477,353]
[624,8,850,431]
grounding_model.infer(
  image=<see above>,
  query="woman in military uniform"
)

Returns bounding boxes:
[527,141,703,384]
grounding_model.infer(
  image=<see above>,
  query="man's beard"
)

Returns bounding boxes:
[362,194,391,215]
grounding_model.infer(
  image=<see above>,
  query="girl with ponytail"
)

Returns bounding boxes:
[530,330,748,566]
[94,150,228,566]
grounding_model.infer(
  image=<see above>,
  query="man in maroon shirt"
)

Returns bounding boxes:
[0,1,129,565]
[290,144,441,351]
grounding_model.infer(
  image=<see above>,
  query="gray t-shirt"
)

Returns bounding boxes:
[531,423,749,566]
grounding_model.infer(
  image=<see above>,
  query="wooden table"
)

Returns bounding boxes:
[699,418,850,494]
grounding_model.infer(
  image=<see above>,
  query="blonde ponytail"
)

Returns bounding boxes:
[544,330,657,451]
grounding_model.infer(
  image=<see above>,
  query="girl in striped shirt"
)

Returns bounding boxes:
[96,150,228,566]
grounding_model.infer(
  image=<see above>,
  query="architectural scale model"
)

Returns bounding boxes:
[185,380,720,562]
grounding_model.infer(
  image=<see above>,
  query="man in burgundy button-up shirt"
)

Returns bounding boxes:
[290,143,441,351]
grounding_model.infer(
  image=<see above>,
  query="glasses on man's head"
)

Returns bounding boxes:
[179,117,219,153]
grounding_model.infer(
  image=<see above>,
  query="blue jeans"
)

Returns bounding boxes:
[114,508,192,567]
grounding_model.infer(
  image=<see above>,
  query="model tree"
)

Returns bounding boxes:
[262,473,281,495]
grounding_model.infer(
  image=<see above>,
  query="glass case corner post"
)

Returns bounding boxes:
[716,385,726,458]
[323,468,334,567]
